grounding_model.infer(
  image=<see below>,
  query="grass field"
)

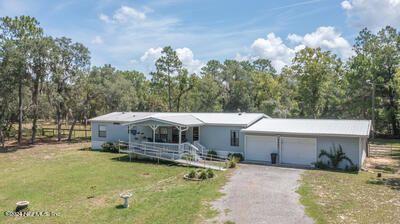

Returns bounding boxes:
[0,142,229,224]
[298,139,400,224]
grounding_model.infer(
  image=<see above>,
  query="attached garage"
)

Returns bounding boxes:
[280,137,316,166]
[242,118,371,169]
[245,135,277,162]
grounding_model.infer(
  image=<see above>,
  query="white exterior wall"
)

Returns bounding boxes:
[199,125,245,157]
[244,133,364,169]
[91,122,129,149]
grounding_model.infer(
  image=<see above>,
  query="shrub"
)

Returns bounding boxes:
[206,168,214,178]
[227,156,239,168]
[318,144,353,169]
[181,154,194,161]
[101,142,119,153]
[228,153,244,161]
[80,147,92,151]
[207,150,218,159]
[345,165,359,172]
[199,170,207,180]
[314,161,329,169]
[188,170,196,178]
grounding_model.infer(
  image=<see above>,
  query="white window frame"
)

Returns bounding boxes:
[98,125,107,138]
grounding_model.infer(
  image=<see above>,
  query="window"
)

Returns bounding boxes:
[98,125,106,138]
[155,127,168,142]
[230,130,239,146]
[193,127,199,141]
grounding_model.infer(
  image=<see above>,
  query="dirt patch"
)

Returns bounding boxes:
[141,173,152,178]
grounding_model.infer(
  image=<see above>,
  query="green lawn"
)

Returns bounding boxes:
[370,138,400,148]
[298,139,400,224]
[0,142,229,224]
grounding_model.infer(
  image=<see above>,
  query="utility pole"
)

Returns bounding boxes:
[367,80,385,139]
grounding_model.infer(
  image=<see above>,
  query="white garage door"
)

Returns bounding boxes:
[245,135,277,162]
[281,137,316,166]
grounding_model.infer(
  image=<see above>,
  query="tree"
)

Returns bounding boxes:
[0,16,43,144]
[155,46,182,112]
[49,37,90,141]
[174,69,196,112]
[253,58,276,75]
[0,39,18,149]
[30,36,52,143]
[221,60,253,112]
[200,60,222,80]
[289,47,343,118]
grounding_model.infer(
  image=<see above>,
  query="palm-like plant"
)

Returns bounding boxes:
[318,144,353,168]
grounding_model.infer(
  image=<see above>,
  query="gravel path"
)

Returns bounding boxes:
[208,164,313,224]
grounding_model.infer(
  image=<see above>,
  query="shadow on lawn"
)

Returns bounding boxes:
[367,177,400,191]
[110,155,181,167]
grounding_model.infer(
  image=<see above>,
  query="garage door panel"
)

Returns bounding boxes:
[281,137,316,166]
[246,136,277,162]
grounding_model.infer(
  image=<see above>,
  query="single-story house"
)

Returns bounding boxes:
[89,112,371,169]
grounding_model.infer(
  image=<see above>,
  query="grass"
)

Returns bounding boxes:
[0,142,229,224]
[298,139,400,224]
[370,138,400,148]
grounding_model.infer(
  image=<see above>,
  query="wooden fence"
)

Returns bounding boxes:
[41,128,91,139]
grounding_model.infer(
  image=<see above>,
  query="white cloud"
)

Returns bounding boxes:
[250,33,297,71]
[91,36,103,44]
[341,0,400,30]
[288,26,354,58]
[99,6,147,25]
[140,47,204,74]
[176,48,204,74]
[114,6,146,22]
[140,47,163,71]
[241,26,352,72]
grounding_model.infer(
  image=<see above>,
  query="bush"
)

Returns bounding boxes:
[314,161,329,169]
[188,170,196,178]
[227,156,239,168]
[199,170,207,180]
[206,168,214,178]
[345,165,359,172]
[80,147,92,151]
[228,153,244,161]
[181,154,194,161]
[318,144,353,168]
[207,150,218,159]
[101,142,119,153]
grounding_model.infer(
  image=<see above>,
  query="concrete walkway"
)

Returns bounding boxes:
[208,164,313,224]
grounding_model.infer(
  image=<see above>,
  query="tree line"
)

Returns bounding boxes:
[1,16,399,147]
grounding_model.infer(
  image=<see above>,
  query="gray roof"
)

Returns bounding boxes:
[89,112,268,127]
[242,118,371,137]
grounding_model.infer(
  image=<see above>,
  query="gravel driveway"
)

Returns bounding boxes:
[208,164,313,224]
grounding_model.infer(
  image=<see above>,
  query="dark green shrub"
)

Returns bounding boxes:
[345,165,359,172]
[228,153,244,161]
[199,170,207,180]
[80,147,92,151]
[318,144,353,168]
[314,161,329,169]
[101,142,112,151]
[207,150,217,159]
[206,168,214,178]
[188,170,196,178]
[101,142,119,153]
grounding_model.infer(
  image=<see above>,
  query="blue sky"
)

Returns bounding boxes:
[1,0,400,74]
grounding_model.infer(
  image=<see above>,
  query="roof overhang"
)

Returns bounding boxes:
[122,116,204,127]
[241,130,369,138]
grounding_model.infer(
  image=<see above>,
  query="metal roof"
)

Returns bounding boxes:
[242,118,371,137]
[89,112,268,127]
